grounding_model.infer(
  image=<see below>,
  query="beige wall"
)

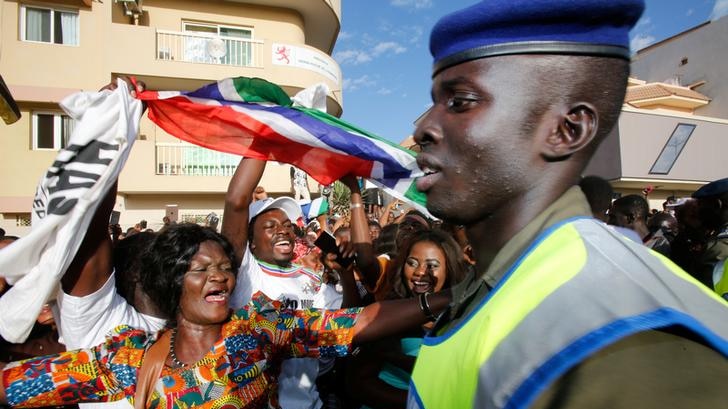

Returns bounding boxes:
[617,109,728,182]
[0,105,59,196]
[584,124,622,180]
[587,108,728,183]
[585,107,728,205]
[115,193,226,231]
[2,0,342,105]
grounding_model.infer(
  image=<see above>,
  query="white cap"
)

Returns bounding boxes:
[248,197,302,222]
[665,197,690,208]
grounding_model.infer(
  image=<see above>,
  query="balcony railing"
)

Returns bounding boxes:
[156,143,241,177]
[156,29,264,68]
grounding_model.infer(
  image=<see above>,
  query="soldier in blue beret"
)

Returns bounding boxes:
[409,1,728,408]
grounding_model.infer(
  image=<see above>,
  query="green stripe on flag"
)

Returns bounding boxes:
[232,77,292,106]
[404,182,427,207]
[295,107,418,157]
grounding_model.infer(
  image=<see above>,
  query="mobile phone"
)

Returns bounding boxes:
[314,231,354,268]
[314,231,338,254]
[109,210,121,225]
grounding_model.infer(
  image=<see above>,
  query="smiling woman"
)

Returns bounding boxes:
[378,228,468,301]
[347,228,468,409]
[0,223,452,409]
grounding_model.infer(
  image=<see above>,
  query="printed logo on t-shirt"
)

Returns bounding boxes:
[279,296,314,310]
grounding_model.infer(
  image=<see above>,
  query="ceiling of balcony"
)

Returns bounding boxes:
[223,0,340,53]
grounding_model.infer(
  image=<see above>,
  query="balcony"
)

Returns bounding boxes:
[156,30,264,68]
[156,142,241,177]
[221,0,341,53]
[103,23,343,115]
[120,141,315,195]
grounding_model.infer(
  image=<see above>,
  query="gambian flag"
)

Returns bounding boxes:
[136,77,426,209]
[300,197,329,222]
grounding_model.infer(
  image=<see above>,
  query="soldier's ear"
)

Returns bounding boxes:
[542,103,597,160]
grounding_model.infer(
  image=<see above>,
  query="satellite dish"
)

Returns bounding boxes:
[206,38,226,59]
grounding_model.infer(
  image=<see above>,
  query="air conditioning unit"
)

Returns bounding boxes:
[115,0,143,24]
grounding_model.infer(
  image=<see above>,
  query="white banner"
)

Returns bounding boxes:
[272,43,341,84]
[0,80,142,342]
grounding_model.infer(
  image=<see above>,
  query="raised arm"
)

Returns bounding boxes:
[340,175,381,290]
[221,158,266,263]
[60,182,116,296]
[60,76,145,296]
[379,199,401,227]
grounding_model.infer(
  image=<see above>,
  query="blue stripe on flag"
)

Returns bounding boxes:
[173,94,416,180]
[186,81,226,102]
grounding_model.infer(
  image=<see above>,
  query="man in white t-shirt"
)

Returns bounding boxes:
[222,158,341,409]
[56,184,168,409]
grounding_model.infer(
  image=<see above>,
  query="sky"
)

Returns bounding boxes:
[332,0,728,144]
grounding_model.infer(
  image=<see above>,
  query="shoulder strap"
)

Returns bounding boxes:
[134,330,171,409]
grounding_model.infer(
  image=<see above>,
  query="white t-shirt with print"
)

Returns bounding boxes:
[232,246,342,409]
[56,272,168,409]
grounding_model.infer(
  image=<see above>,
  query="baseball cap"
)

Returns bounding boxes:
[248,197,302,222]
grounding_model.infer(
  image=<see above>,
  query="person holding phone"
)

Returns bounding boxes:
[222,158,344,409]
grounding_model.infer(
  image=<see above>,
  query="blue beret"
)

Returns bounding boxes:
[430,0,645,75]
[693,177,728,198]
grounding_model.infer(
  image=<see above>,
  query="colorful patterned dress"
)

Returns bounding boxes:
[2,292,360,409]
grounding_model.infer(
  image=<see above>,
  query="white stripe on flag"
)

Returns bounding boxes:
[218,78,246,102]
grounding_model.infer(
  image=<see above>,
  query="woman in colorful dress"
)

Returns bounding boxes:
[0,223,450,409]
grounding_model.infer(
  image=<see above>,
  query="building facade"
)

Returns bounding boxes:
[585,107,728,210]
[631,15,728,121]
[585,78,728,210]
[585,15,728,210]
[0,0,343,235]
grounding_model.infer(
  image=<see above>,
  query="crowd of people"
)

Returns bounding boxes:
[579,175,728,296]
[1,0,727,408]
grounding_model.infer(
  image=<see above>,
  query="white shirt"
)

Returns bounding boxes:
[56,272,167,409]
[232,246,342,409]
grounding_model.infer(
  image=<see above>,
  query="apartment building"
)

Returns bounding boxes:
[0,0,343,235]
[631,15,728,122]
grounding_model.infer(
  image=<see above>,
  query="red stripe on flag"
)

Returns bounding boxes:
[144,97,373,185]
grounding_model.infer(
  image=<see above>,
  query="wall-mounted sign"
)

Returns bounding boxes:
[272,43,341,84]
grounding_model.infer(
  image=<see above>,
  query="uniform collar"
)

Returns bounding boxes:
[448,186,592,321]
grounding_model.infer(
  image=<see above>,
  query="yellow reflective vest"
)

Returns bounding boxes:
[408,218,728,409]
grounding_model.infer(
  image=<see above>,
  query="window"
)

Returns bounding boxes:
[21,5,79,45]
[649,123,696,174]
[182,22,252,66]
[32,112,76,150]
